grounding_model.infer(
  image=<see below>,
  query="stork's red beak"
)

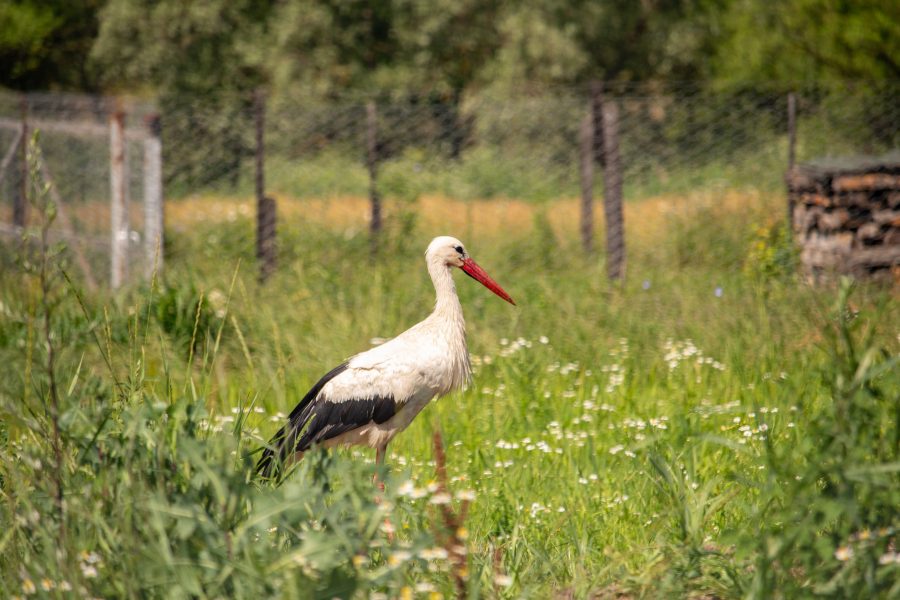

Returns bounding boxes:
[460,258,516,305]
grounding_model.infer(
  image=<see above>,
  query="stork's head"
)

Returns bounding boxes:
[426,236,516,305]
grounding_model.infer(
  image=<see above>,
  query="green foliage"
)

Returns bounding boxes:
[2,389,437,597]
[713,0,900,82]
[151,281,219,358]
[0,0,102,90]
[739,280,900,597]
[2,170,899,596]
[6,0,900,98]
[0,2,58,82]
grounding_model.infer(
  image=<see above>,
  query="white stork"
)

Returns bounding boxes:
[256,236,515,478]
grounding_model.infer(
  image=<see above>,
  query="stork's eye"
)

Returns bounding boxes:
[454,245,464,255]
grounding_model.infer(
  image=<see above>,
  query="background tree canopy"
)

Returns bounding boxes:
[1,0,897,97]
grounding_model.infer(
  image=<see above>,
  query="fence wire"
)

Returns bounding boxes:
[0,83,897,285]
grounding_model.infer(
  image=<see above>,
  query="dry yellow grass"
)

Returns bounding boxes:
[165,189,780,245]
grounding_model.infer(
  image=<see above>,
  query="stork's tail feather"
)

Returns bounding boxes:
[255,426,289,479]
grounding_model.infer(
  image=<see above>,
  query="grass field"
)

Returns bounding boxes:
[1,188,898,598]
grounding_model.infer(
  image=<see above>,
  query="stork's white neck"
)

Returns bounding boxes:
[426,256,471,391]
[428,258,464,320]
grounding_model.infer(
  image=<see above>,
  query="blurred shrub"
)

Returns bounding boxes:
[743,221,797,281]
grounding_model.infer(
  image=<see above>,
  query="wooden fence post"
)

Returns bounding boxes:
[579,111,594,254]
[601,93,625,282]
[255,89,276,283]
[109,105,128,289]
[787,92,797,233]
[787,92,797,170]
[14,96,28,228]
[366,100,382,248]
[590,81,605,168]
[143,114,163,279]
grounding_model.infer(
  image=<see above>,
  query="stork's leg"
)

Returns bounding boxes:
[373,443,394,541]
[374,443,388,492]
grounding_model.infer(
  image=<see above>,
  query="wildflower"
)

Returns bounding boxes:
[539,336,549,344]
[429,593,444,600]
[642,280,651,290]
[400,586,413,600]
[22,579,36,595]
[415,582,435,593]
[388,551,412,566]
[714,286,723,297]
[352,555,368,568]
[420,547,449,560]
[429,492,451,505]
[879,551,899,565]
[456,526,469,540]
[609,444,624,455]
[456,489,476,501]
[40,579,53,591]
[495,574,513,587]
[834,546,853,562]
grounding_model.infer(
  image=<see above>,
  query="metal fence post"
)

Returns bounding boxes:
[601,93,625,282]
[143,114,163,279]
[366,100,382,249]
[579,111,594,255]
[255,89,276,283]
[109,105,128,289]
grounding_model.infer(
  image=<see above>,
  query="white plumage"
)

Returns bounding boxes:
[257,236,515,477]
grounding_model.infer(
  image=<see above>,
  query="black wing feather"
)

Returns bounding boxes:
[296,395,397,449]
[256,363,399,478]
[256,362,348,477]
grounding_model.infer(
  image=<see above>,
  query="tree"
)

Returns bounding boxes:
[712,0,900,82]
[0,0,104,91]
[91,0,276,188]
[478,0,726,90]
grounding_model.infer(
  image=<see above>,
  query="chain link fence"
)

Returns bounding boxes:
[1,83,897,286]
[0,91,162,290]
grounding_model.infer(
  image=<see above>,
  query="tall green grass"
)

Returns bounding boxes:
[1,152,898,597]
